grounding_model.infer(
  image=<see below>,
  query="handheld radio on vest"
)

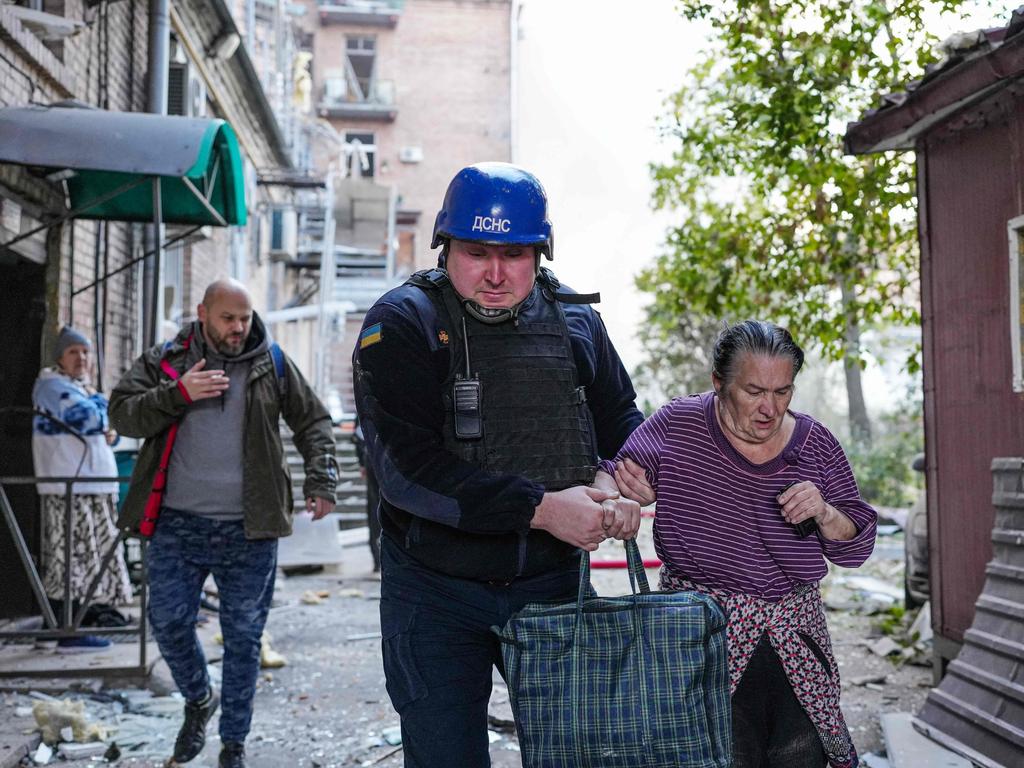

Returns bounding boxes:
[453,316,483,439]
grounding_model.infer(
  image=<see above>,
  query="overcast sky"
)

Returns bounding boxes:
[514,0,999,414]
[516,1,704,373]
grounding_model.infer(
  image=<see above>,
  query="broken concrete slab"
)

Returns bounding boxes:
[0,678,103,696]
[0,725,40,768]
[868,637,903,657]
[56,741,106,759]
[850,673,889,686]
[882,712,971,768]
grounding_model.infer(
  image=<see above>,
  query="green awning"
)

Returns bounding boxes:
[0,104,246,226]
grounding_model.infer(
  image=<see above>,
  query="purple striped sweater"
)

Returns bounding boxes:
[601,392,877,602]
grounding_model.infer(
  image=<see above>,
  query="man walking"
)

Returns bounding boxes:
[354,163,644,766]
[110,278,338,768]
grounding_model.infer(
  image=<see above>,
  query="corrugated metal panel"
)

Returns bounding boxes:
[917,457,1024,767]
[921,101,1024,645]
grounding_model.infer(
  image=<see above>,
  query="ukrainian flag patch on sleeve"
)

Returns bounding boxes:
[359,322,383,349]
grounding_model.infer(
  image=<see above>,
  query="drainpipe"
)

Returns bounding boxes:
[246,0,255,57]
[509,0,521,162]
[315,176,337,397]
[142,0,169,348]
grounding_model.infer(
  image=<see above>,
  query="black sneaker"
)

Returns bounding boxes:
[218,741,246,768]
[172,688,219,763]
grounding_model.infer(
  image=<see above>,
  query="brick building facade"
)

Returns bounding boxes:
[302,0,516,410]
[0,0,302,616]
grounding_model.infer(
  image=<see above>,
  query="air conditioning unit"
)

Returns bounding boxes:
[398,146,423,164]
[324,76,347,103]
[269,207,298,261]
[168,62,208,117]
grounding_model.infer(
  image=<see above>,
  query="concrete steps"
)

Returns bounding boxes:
[282,424,367,526]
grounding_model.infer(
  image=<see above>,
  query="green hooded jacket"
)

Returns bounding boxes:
[109,319,337,539]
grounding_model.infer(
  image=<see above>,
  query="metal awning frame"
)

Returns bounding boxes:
[0,407,149,678]
[0,163,227,306]
[0,155,227,254]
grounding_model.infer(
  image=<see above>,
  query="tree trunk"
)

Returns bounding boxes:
[841,278,872,447]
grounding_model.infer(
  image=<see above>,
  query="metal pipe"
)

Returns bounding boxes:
[509,0,521,162]
[140,539,148,670]
[316,177,337,396]
[63,482,72,629]
[144,0,170,348]
[0,176,150,251]
[73,223,203,298]
[93,221,103,392]
[0,483,58,629]
[73,531,127,629]
[145,177,164,347]
[146,0,169,115]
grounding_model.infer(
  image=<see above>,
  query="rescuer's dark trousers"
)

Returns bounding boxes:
[379,534,580,768]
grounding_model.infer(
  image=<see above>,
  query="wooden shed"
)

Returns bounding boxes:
[847,12,1024,765]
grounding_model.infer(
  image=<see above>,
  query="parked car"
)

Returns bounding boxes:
[905,453,930,608]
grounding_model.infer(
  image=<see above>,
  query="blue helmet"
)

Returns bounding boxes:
[431,162,553,260]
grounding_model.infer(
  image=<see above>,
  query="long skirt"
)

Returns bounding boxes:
[40,493,133,605]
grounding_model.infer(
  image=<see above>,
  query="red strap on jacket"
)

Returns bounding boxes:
[140,335,192,537]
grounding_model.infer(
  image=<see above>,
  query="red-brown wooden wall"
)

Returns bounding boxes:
[918,94,1024,649]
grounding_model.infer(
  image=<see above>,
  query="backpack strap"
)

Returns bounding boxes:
[160,334,193,399]
[269,342,288,401]
[141,333,193,538]
[406,268,451,290]
[538,266,600,305]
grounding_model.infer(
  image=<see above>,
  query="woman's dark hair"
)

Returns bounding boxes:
[711,320,804,387]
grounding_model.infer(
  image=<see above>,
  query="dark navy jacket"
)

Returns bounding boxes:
[352,276,643,556]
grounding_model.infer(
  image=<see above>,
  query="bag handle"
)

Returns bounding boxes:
[574,538,652,626]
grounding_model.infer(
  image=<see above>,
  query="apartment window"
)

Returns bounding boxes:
[345,36,376,100]
[345,133,375,178]
[161,244,184,331]
[13,0,73,61]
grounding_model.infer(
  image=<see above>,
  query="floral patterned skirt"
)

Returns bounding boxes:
[40,493,132,606]
[660,569,857,768]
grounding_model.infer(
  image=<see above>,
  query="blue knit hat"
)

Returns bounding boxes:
[54,325,91,360]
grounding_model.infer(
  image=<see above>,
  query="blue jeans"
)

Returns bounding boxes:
[379,534,581,768]
[147,508,277,743]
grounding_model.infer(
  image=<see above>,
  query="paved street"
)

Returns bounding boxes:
[2,522,932,768]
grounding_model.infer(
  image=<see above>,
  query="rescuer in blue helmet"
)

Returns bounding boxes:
[352,162,647,767]
[431,162,554,324]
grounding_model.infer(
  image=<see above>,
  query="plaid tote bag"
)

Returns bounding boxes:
[494,539,731,768]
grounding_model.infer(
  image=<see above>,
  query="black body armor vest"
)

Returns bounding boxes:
[394,269,599,581]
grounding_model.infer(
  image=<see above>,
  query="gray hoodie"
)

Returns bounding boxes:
[162,318,270,519]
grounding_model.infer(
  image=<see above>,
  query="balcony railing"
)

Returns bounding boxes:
[318,79,397,121]
[318,0,403,27]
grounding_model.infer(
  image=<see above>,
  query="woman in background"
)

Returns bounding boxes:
[33,326,132,652]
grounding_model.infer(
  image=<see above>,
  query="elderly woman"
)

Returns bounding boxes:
[32,326,132,652]
[605,320,876,768]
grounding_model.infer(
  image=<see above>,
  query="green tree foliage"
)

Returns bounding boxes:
[844,392,924,507]
[639,0,980,443]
